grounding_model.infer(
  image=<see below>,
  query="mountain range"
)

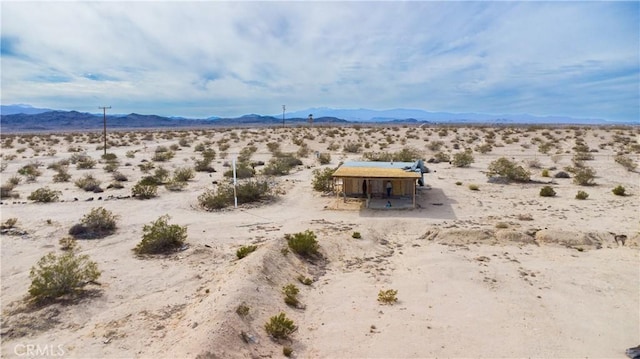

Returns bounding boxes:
[0,104,635,133]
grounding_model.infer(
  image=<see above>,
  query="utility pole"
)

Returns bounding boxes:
[99,106,111,156]
[282,105,286,128]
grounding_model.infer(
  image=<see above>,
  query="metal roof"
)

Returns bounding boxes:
[332,166,421,179]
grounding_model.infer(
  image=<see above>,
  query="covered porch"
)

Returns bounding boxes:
[332,162,422,209]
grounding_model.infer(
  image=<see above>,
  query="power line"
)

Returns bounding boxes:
[98,106,111,156]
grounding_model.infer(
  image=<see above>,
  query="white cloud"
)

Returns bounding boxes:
[1,1,637,121]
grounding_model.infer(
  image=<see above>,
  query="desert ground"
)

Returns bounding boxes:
[1,124,639,358]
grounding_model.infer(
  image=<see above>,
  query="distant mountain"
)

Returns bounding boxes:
[0,109,348,133]
[1,104,54,115]
[282,107,621,125]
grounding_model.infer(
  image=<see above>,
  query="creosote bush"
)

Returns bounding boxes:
[297,275,313,286]
[134,215,187,255]
[28,187,61,203]
[198,178,272,210]
[264,312,296,340]
[236,303,250,318]
[452,151,474,168]
[612,185,626,196]
[377,289,398,304]
[311,167,335,192]
[487,157,530,182]
[570,166,596,186]
[615,155,637,172]
[132,181,158,199]
[69,207,118,239]
[352,231,362,239]
[236,244,257,259]
[539,186,556,197]
[286,230,320,258]
[75,174,102,192]
[28,250,101,303]
[575,190,589,200]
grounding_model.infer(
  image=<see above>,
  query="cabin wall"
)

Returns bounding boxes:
[340,178,413,196]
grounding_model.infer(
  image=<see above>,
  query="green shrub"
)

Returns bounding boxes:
[539,186,556,197]
[236,245,257,259]
[28,250,101,302]
[343,142,362,153]
[377,289,398,304]
[541,169,550,177]
[262,154,302,176]
[75,174,102,192]
[312,167,335,192]
[264,312,296,340]
[297,275,313,286]
[318,152,331,165]
[18,164,42,181]
[283,347,293,357]
[352,231,362,239]
[571,166,596,186]
[468,184,479,191]
[69,207,118,239]
[452,151,474,167]
[59,237,77,251]
[487,157,530,182]
[173,167,195,182]
[152,150,174,162]
[132,181,158,199]
[198,178,272,210]
[134,215,187,255]
[76,156,97,169]
[575,190,589,200]
[615,155,637,172]
[612,185,626,196]
[282,283,300,307]
[28,187,61,203]
[101,153,117,161]
[432,152,450,163]
[223,163,255,179]
[286,230,319,258]
[194,158,216,173]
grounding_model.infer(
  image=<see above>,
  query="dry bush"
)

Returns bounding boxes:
[28,187,61,203]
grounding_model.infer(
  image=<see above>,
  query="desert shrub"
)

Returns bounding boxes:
[28,187,61,203]
[615,155,637,172]
[0,184,16,199]
[101,153,117,161]
[571,166,596,186]
[236,303,250,318]
[541,169,550,177]
[1,217,18,229]
[75,174,102,192]
[223,163,255,179]
[487,157,530,182]
[343,142,362,153]
[468,184,479,191]
[152,150,174,162]
[173,167,195,182]
[432,152,450,163]
[59,237,77,251]
[8,175,21,186]
[194,158,216,173]
[318,152,331,165]
[76,156,97,169]
[575,190,589,200]
[69,207,118,239]
[134,215,187,255]
[236,245,257,259]
[199,178,272,210]
[475,143,493,153]
[539,186,556,197]
[495,222,509,229]
[132,181,158,199]
[428,140,444,151]
[266,142,280,153]
[283,347,293,357]
[238,146,257,163]
[53,168,72,182]
[377,289,398,304]
[312,167,335,192]
[264,312,296,340]
[263,154,302,176]
[352,231,362,239]
[452,151,474,167]
[286,230,319,258]
[18,164,42,181]
[112,171,128,182]
[153,166,170,184]
[282,284,300,307]
[612,185,626,196]
[554,171,570,179]
[297,275,313,285]
[164,180,187,192]
[28,250,100,302]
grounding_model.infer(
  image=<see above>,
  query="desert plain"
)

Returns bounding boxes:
[0,124,639,358]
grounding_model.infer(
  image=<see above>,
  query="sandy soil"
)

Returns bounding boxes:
[1,125,638,358]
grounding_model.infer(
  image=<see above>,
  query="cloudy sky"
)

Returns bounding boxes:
[1,1,638,121]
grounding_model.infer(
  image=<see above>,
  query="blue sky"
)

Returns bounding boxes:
[1,1,638,122]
